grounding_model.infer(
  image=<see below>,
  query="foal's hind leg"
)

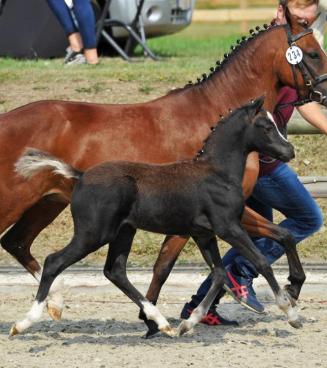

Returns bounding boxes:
[1,196,68,320]
[104,226,176,338]
[218,222,301,329]
[10,234,102,336]
[242,206,306,301]
[177,236,226,336]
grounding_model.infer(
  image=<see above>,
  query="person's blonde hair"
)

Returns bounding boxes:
[279,0,318,7]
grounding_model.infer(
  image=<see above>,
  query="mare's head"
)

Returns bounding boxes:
[276,16,327,106]
[245,97,295,162]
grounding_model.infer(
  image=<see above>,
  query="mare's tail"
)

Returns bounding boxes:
[15,148,82,181]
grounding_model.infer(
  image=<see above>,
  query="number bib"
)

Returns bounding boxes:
[286,46,303,65]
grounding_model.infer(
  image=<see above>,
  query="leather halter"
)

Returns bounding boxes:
[285,23,327,105]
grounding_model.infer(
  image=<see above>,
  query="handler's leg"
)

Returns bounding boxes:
[224,163,322,312]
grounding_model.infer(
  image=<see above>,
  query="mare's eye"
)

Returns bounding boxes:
[308,51,320,59]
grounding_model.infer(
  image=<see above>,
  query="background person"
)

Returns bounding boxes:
[47,0,99,65]
[181,0,327,325]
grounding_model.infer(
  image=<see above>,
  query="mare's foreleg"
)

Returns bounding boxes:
[1,196,68,320]
[104,226,176,338]
[242,206,305,301]
[218,222,302,329]
[177,236,225,336]
[10,233,101,336]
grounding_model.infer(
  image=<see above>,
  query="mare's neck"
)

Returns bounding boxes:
[166,26,286,119]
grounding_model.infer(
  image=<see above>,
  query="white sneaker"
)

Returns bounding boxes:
[64,49,86,65]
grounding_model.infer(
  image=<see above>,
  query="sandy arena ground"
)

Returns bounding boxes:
[0,268,326,368]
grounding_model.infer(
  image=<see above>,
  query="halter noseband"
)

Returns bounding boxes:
[285,23,327,105]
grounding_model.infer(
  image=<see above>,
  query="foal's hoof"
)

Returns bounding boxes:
[177,320,192,337]
[9,324,19,337]
[160,325,177,337]
[47,306,62,321]
[289,319,302,329]
[142,327,160,339]
[47,302,63,321]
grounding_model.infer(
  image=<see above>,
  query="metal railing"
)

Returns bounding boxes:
[287,114,327,198]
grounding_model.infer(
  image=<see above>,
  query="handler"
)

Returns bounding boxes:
[181,0,327,325]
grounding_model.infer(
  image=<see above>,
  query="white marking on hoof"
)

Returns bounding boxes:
[160,325,177,337]
[141,301,170,330]
[177,320,193,337]
[47,277,65,320]
[276,290,301,328]
[11,301,46,335]
[47,300,63,321]
[178,305,205,336]
[35,270,65,321]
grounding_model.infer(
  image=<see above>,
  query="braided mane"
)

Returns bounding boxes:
[168,23,278,95]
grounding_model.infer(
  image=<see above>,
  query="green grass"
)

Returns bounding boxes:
[0,22,326,267]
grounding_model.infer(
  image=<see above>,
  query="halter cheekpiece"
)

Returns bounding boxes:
[285,23,327,105]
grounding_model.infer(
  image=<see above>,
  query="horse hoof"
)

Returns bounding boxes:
[177,320,192,337]
[142,327,160,339]
[9,324,19,337]
[160,325,177,337]
[47,305,62,321]
[289,319,302,329]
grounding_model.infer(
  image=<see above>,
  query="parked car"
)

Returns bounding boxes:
[94,0,196,57]
[105,0,195,39]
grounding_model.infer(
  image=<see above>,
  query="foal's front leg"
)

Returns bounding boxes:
[177,236,226,336]
[218,221,302,329]
[242,206,306,301]
[104,227,176,338]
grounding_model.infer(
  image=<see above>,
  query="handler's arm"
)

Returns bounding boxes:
[297,102,327,134]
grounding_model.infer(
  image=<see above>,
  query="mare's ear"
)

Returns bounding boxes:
[248,96,265,119]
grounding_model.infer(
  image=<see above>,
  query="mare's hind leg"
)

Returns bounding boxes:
[104,226,176,338]
[140,235,189,338]
[177,236,225,336]
[218,221,301,329]
[1,196,68,320]
[10,233,103,336]
[242,206,306,302]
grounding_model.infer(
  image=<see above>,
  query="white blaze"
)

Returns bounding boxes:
[267,111,288,142]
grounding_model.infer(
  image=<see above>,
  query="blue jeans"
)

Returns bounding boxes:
[191,162,323,306]
[47,0,96,49]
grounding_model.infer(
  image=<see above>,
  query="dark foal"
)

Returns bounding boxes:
[11,98,299,337]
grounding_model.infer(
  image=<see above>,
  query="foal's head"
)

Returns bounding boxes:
[245,97,295,162]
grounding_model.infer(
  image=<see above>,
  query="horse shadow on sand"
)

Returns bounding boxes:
[0,302,311,350]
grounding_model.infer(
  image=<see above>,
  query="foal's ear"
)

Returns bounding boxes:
[248,96,265,118]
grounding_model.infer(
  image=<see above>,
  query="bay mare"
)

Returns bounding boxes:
[11,99,301,337]
[1,19,327,323]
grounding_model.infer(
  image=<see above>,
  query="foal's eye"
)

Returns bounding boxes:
[264,126,273,133]
[308,51,320,59]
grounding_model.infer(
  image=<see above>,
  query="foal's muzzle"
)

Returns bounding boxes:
[278,145,295,162]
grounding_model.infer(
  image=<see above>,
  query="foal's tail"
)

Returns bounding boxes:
[15,148,82,180]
